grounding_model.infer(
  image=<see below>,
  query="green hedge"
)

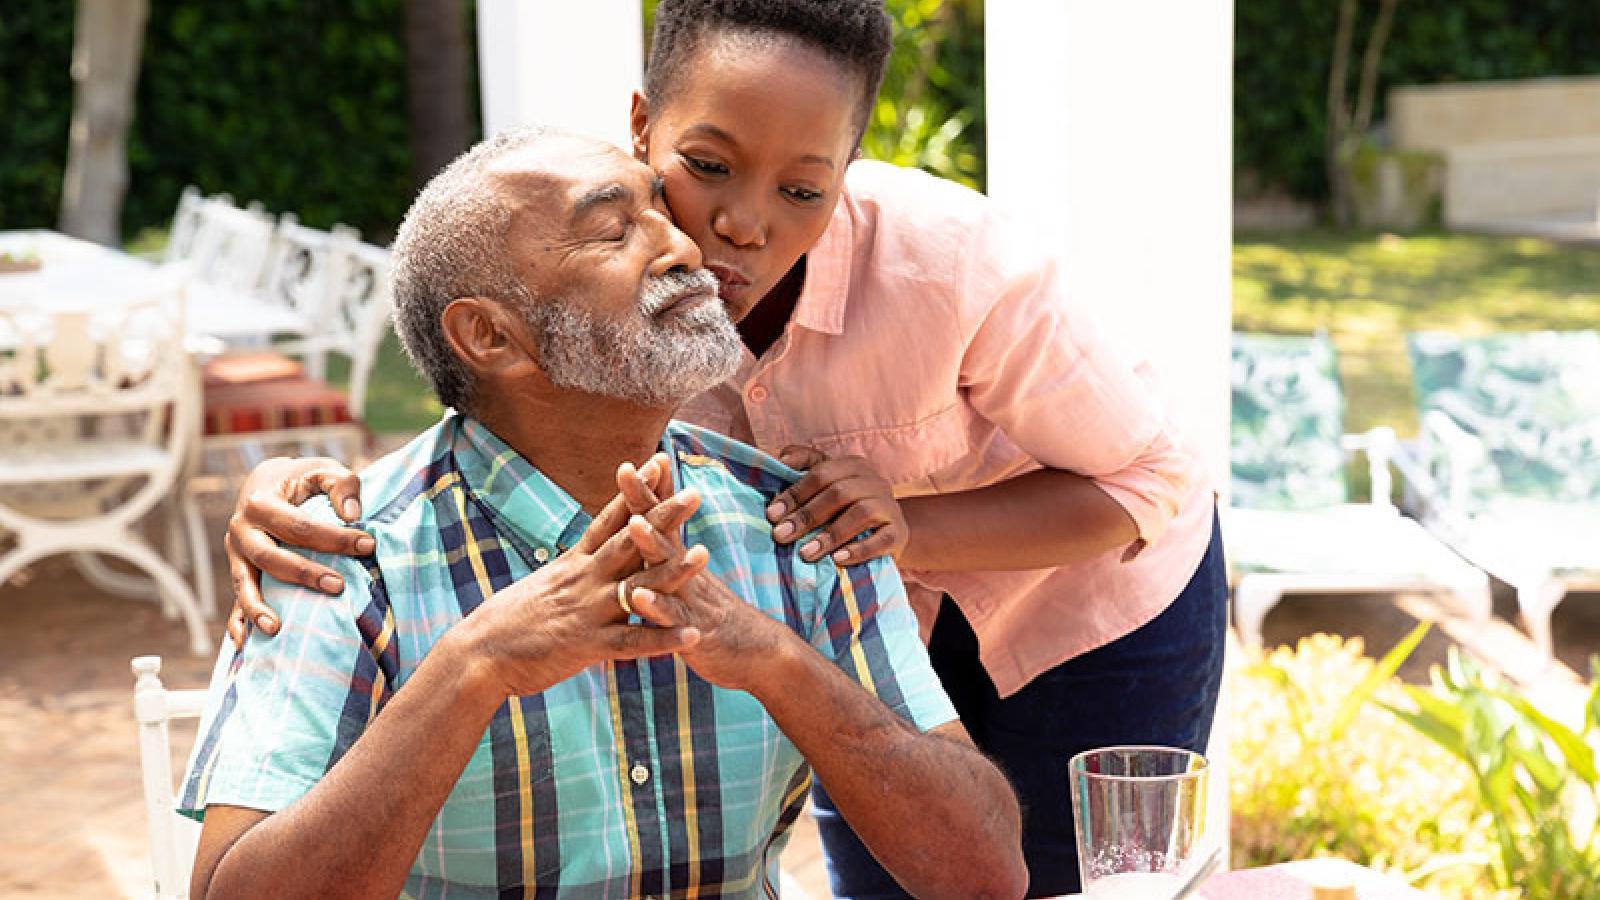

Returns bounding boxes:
[2,1,984,242]
[1,0,417,239]
[1237,0,1600,202]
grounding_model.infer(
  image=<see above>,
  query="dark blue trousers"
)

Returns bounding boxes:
[812,512,1227,899]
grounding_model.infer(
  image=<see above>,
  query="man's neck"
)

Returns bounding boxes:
[473,392,676,514]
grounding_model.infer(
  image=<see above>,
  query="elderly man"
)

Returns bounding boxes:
[178,126,1025,900]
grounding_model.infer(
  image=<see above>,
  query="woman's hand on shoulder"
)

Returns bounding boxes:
[767,447,908,566]
[224,456,372,648]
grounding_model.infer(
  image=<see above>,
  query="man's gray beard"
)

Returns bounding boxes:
[527,271,742,407]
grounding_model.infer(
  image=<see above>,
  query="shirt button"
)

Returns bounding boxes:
[533,547,550,564]
[748,385,769,402]
[630,763,650,785]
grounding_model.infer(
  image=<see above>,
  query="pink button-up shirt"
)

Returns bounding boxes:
[678,160,1215,698]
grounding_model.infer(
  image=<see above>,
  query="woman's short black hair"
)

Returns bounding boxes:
[645,0,893,137]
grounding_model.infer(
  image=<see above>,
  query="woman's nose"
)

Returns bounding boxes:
[713,202,767,250]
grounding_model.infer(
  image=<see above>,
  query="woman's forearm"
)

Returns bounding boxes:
[897,469,1139,572]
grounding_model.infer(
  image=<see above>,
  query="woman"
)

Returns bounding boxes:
[224,1,1226,896]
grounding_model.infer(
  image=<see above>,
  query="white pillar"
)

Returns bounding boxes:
[986,0,1234,486]
[986,0,1236,863]
[476,0,643,150]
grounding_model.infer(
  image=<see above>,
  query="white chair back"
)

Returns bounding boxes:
[185,198,277,293]
[132,655,207,900]
[163,186,208,265]
[260,213,344,325]
[324,233,393,418]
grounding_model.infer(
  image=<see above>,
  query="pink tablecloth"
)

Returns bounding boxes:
[1193,858,1438,899]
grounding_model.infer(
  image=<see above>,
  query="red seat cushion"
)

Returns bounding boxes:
[203,376,354,437]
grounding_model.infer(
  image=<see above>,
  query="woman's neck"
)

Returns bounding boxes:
[737,258,807,359]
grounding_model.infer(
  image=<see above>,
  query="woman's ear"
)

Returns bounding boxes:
[629,90,651,162]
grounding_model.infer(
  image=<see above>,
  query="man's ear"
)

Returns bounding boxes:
[629,91,651,162]
[441,297,539,383]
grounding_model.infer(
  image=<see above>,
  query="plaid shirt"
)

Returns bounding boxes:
[180,414,955,899]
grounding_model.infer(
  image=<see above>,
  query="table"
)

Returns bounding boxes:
[0,229,308,347]
[1056,858,1441,899]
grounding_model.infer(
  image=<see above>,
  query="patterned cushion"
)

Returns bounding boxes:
[1409,331,1600,508]
[203,376,353,437]
[1231,332,1348,510]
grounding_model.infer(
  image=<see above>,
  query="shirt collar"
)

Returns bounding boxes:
[787,180,855,336]
[450,414,588,557]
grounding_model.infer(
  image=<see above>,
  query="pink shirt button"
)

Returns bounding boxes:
[747,385,769,402]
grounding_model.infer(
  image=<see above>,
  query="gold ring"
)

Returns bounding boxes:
[616,580,635,616]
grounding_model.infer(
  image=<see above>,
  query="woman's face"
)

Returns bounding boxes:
[631,34,862,321]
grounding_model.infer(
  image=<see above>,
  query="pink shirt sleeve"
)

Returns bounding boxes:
[954,210,1198,546]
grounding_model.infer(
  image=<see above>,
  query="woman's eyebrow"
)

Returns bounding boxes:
[682,123,835,170]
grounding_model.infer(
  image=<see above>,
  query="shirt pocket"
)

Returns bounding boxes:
[807,402,971,494]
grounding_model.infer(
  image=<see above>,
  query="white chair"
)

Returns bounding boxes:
[1399,330,1600,657]
[184,198,278,294]
[200,231,391,466]
[162,186,208,265]
[0,276,214,653]
[1227,332,1491,647]
[132,655,206,900]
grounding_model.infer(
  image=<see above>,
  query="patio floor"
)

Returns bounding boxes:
[2,499,1595,898]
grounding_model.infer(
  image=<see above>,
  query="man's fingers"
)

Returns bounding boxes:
[630,543,709,595]
[627,587,690,630]
[573,490,637,555]
[643,488,700,539]
[627,515,674,566]
[244,493,372,557]
[617,461,662,516]
[601,622,701,659]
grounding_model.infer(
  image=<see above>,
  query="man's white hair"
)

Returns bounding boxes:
[390,125,551,412]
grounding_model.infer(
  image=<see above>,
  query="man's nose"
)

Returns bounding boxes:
[645,209,703,275]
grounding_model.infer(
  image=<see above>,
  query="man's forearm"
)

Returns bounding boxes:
[199,633,502,900]
[750,637,1026,900]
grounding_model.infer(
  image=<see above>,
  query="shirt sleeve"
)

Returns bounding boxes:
[805,553,958,734]
[954,208,1199,546]
[177,513,378,821]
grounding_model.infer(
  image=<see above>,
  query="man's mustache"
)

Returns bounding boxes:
[640,268,720,315]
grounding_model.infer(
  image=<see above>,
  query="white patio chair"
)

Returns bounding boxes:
[200,231,392,467]
[0,275,214,653]
[132,655,206,900]
[183,197,278,294]
[162,186,208,265]
[1399,330,1600,657]
[1227,332,1490,647]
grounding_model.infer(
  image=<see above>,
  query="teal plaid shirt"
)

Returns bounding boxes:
[180,414,955,899]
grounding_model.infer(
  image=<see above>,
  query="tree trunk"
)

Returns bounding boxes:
[1352,0,1400,137]
[58,0,149,247]
[403,0,473,190]
[1325,0,1358,227]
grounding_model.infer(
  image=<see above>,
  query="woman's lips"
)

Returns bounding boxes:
[706,263,751,301]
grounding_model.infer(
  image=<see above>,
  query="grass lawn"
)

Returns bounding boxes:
[1234,229,1600,437]
[254,229,1600,441]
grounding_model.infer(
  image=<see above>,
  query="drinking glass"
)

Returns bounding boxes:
[1069,745,1210,899]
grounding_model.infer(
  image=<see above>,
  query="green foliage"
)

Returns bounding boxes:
[1236,1,1600,202]
[1,0,415,239]
[1229,629,1509,900]
[1385,651,1600,899]
[862,0,986,190]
